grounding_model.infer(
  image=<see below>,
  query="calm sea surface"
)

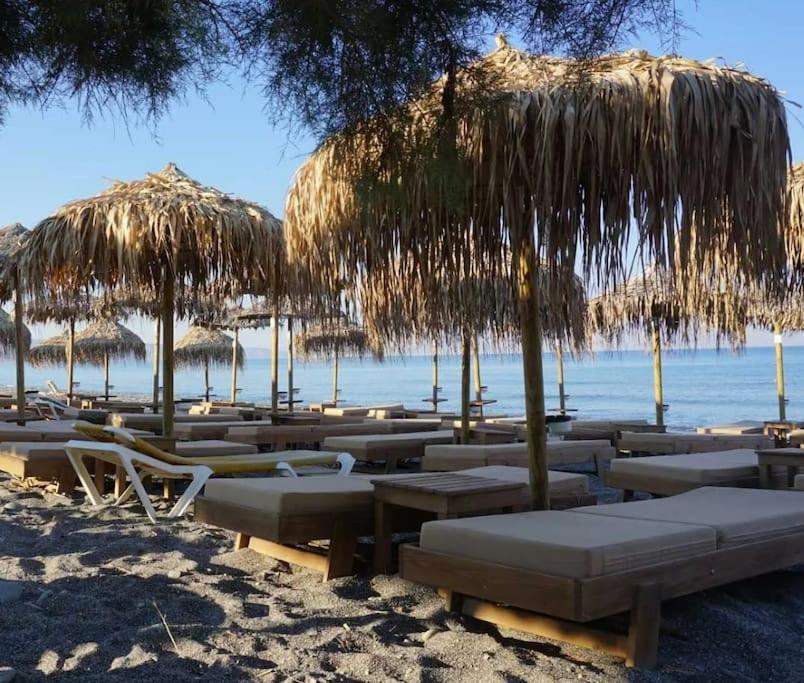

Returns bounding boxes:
[2,346,801,431]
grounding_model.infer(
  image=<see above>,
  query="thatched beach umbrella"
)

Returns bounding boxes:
[72,320,147,399]
[295,321,381,404]
[361,252,587,440]
[174,326,245,402]
[28,330,70,367]
[587,264,745,426]
[0,309,31,358]
[17,163,282,436]
[0,223,31,421]
[286,38,789,508]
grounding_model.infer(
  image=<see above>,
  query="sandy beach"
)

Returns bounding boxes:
[1,470,802,682]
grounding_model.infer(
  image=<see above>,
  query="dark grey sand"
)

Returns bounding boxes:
[1,469,803,682]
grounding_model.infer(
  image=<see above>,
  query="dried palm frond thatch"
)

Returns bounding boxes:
[295,322,381,361]
[360,252,588,353]
[788,163,804,278]
[286,39,789,320]
[0,309,31,357]
[284,36,790,509]
[174,326,245,369]
[0,223,28,303]
[587,265,747,348]
[18,163,284,299]
[28,330,69,367]
[72,320,146,366]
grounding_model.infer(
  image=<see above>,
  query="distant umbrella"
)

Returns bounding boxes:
[174,326,245,401]
[28,331,69,367]
[0,308,31,358]
[73,320,147,399]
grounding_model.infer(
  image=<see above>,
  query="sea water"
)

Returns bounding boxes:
[1,346,801,431]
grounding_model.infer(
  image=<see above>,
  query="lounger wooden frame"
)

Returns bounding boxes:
[194,495,375,581]
[0,448,77,494]
[399,529,804,668]
[604,470,764,498]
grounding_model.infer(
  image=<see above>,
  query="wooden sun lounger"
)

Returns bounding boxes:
[107,412,245,434]
[421,440,616,474]
[224,422,396,450]
[172,420,256,441]
[604,449,788,498]
[562,420,665,444]
[400,487,804,668]
[616,431,774,456]
[321,430,455,472]
[695,421,765,435]
[195,466,593,581]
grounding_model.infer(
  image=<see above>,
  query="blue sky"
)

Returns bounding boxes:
[1,0,801,350]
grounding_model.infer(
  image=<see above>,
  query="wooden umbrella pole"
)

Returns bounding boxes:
[287,316,294,414]
[13,272,26,425]
[67,317,76,403]
[472,335,483,401]
[103,351,110,400]
[230,328,239,405]
[652,324,665,427]
[331,345,340,404]
[270,301,280,414]
[556,341,566,414]
[204,358,210,402]
[431,340,439,408]
[152,318,161,413]
[513,230,549,510]
[774,321,786,421]
[461,333,471,444]
[161,276,175,438]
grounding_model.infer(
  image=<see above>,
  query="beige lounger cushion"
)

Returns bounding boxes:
[696,421,764,435]
[420,511,715,578]
[421,440,614,471]
[795,474,804,491]
[0,442,65,461]
[459,466,588,495]
[573,486,804,548]
[322,430,454,452]
[617,431,774,454]
[204,476,375,515]
[608,449,759,484]
[790,430,804,447]
[174,440,258,457]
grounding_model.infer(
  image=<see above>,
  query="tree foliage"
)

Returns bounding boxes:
[0,0,682,135]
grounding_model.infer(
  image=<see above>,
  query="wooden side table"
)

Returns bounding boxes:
[756,448,804,488]
[372,473,527,573]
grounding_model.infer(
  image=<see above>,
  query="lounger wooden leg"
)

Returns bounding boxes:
[94,460,107,495]
[324,522,358,581]
[623,489,635,502]
[626,582,661,669]
[162,478,175,500]
[235,532,251,550]
[373,500,394,574]
[114,465,127,498]
[55,463,77,495]
[444,589,463,613]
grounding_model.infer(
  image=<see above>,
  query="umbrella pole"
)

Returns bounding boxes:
[774,322,786,421]
[431,340,439,409]
[472,335,483,402]
[287,316,294,414]
[230,328,239,405]
[514,233,549,510]
[103,351,110,400]
[161,278,175,438]
[270,303,280,414]
[556,341,566,415]
[13,273,25,426]
[331,345,339,404]
[152,318,161,413]
[67,318,75,404]
[461,333,471,444]
[652,325,665,427]
[204,359,210,402]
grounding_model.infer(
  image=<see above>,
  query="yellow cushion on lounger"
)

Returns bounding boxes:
[572,486,804,548]
[608,449,760,484]
[174,440,258,457]
[458,465,588,495]
[420,511,715,578]
[203,476,375,515]
[795,474,804,491]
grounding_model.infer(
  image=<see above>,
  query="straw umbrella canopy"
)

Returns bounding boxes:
[17,163,283,436]
[285,38,790,509]
[587,264,746,426]
[174,326,245,402]
[295,321,382,404]
[72,319,147,399]
[361,253,588,435]
[28,330,70,366]
[0,223,31,420]
[0,309,31,358]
